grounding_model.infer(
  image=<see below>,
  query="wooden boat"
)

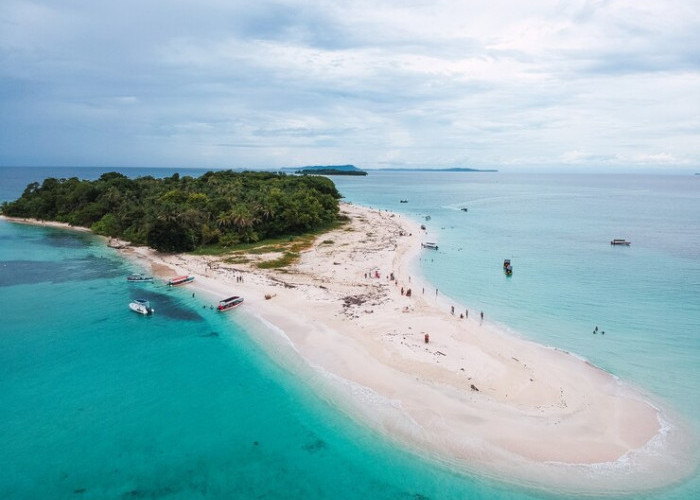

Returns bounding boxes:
[217,296,244,312]
[167,275,195,286]
[610,239,631,246]
[127,273,154,282]
[421,242,438,250]
[129,299,154,315]
[503,259,513,276]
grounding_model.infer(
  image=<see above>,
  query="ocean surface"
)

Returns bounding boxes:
[0,166,698,499]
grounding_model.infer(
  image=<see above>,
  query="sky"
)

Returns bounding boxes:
[1,0,699,172]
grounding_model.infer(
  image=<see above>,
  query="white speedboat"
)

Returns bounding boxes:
[129,299,154,315]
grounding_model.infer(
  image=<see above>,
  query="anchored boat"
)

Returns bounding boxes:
[129,299,154,315]
[217,296,244,312]
[421,242,438,250]
[610,239,631,246]
[503,259,513,276]
[127,273,154,282]
[167,275,195,286]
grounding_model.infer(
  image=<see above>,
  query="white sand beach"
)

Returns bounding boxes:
[3,206,692,494]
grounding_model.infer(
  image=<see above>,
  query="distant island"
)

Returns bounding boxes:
[290,165,368,176]
[373,167,498,172]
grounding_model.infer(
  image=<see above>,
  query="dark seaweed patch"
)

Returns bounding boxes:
[42,230,94,249]
[302,439,327,453]
[0,255,122,287]
[128,289,203,322]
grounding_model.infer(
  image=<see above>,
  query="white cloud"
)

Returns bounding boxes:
[0,0,698,171]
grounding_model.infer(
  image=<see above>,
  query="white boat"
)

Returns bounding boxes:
[129,299,154,315]
[421,242,438,250]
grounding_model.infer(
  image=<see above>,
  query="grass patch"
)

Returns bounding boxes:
[190,218,350,258]
[224,255,250,264]
[257,252,300,269]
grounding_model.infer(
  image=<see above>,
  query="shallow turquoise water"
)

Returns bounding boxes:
[1,168,698,499]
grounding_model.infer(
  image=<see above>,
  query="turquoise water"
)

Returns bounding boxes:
[1,167,698,499]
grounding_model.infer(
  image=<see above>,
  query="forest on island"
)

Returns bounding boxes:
[1,170,342,252]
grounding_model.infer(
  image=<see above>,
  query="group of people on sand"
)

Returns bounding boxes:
[451,305,484,322]
[368,268,485,324]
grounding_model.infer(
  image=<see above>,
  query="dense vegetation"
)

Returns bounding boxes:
[1,170,342,253]
[295,168,367,176]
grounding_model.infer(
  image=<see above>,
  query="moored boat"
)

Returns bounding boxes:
[167,275,195,286]
[421,242,438,250]
[129,299,154,315]
[217,296,244,312]
[610,239,631,246]
[127,273,154,282]
[503,259,513,276]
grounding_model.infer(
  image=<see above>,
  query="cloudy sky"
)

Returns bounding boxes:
[1,0,698,172]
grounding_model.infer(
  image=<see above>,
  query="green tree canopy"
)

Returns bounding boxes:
[1,170,342,252]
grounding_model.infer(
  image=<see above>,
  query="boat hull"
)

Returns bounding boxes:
[168,276,195,286]
[218,296,244,311]
[129,301,154,315]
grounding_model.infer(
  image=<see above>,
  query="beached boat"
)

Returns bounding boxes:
[217,296,244,312]
[129,299,154,315]
[421,242,438,250]
[610,239,631,246]
[503,259,513,276]
[126,273,154,282]
[167,275,195,286]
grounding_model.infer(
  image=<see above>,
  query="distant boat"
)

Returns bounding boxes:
[217,296,244,312]
[461,207,468,212]
[421,242,438,250]
[610,239,631,246]
[400,199,408,203]
[127,273,153,282]
[168,275,195,286]
[129,299,154,315]
[503,259,513,276]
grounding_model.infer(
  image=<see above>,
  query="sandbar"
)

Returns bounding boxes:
[2,206,694,494]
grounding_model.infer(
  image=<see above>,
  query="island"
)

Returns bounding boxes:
[0,170,687,496]
[291,164,368,176]
[0,170,342,253]
[375,167,498,172]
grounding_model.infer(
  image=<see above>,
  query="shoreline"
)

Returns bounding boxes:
[1,208,694,494]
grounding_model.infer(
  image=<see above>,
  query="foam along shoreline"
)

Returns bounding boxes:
[2,207,694,494]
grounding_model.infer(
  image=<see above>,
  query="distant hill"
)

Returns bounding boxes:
[373,167,498,172]
[288,165,368,176]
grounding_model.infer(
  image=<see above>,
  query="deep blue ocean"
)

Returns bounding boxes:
[1,166,698,499]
